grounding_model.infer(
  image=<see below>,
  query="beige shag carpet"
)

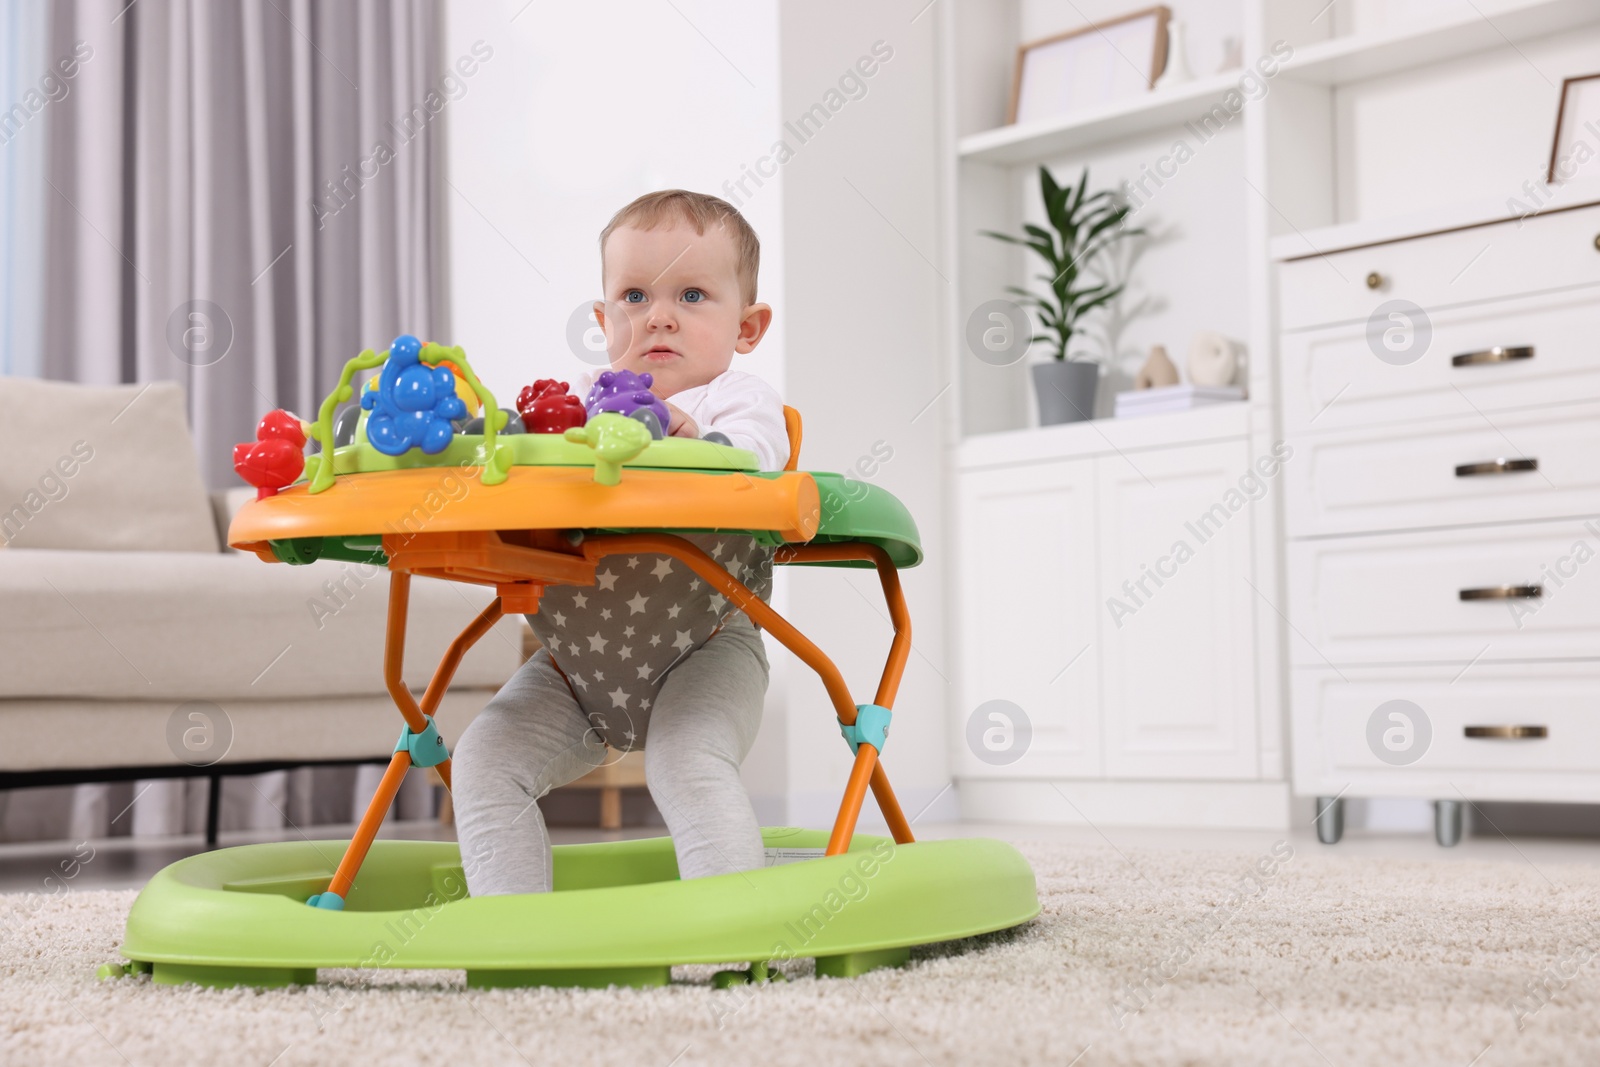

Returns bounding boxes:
[4,840,1600,1066]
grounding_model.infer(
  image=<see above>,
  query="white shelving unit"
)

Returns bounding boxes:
[956,71,1246,165]
[933,0,1600,830]
[1277,0,1600,84]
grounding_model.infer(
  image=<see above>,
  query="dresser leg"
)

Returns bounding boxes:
[1434,799,1464,847]
[1314,796,1344,845]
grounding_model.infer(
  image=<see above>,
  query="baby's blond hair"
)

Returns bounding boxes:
[599,189,760,306]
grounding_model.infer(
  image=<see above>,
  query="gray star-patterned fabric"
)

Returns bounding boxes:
[524,534,775,737]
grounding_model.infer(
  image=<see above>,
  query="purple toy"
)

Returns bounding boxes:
[584,369,670,439]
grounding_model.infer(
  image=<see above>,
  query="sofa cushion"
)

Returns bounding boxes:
[0,378,219,552]
[0,548,523,701]
[210,487,257,553]
[0,691,492,771]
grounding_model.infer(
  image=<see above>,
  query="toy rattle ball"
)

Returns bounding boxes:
[518,379,587,435]
[233,408,310,499]
[437,358,483,416]
[586,369,669,440]
[361,333,468,457]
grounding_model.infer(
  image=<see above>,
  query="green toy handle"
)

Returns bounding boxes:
[423,342,512,487]
[564,413,653,486]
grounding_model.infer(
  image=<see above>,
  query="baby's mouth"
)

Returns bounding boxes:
[641,346,680,362]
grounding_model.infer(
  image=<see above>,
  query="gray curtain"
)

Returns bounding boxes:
[5,0,449,843]
[40,0,449,486]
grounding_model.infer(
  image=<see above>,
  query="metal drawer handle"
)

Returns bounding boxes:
[1452,345,1534,367]
[1464,725,1548,739]
[1455,458,1538,477]
[1459,584,1543,600]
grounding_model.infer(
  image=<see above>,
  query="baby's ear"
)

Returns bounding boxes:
[735,302,774,354]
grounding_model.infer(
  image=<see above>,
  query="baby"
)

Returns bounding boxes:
[452,190,788,895]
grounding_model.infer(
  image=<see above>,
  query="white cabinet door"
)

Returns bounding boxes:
[1096,440,1259,779]
[954,459,1101,778]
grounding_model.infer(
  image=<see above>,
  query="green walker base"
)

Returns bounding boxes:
[815,946,913,978]
[152,964,317,989]
[466,966,673,990]
[113,828,1038,990]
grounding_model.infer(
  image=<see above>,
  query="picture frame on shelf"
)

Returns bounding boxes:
[1546,72,1600,184]
[1007,6,1170,126]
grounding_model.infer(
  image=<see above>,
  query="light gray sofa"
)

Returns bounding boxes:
[0,378,522,840]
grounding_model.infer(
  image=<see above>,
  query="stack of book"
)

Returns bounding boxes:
[1113,383,1246,418]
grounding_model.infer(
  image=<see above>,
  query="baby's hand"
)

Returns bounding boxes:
[662,400,699,439]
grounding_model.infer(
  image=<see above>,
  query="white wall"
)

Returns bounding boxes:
[774,2,954,829]
[443,0,785,399]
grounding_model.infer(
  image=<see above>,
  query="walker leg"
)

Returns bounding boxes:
[827,744,879,856]
[827,752,914,852]
[870,762,915,845]
[418,595,506,724]
[315,574,498,906]
[319,750,412,905]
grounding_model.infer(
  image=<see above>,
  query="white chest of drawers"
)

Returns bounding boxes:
[1276,199,1600,846]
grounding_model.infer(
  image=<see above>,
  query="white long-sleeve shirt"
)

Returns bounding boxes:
[667,369,789,472]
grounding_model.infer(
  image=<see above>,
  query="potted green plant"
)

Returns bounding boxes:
[984,166,1142,425]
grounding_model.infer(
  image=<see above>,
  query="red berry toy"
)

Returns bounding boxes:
[233,409,310,499]
[516,379,587,435]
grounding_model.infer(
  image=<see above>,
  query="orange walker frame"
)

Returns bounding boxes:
[321,419,916,904]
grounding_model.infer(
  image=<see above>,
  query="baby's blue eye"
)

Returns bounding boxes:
[682,289,705,303]
[623,290,646,303]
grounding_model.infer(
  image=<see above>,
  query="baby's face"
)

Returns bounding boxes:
[595,221,767,397]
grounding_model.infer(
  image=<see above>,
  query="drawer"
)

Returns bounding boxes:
[1291,662,1600,799]
[1280,286,1600,435]
[1278,201,1600,331]
[1284,401,1600,536]
[1287,518,1600,665]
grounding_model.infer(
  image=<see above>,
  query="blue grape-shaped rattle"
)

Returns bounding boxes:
[361,334,467,456]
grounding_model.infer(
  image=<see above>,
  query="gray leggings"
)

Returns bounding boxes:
[451,618,769,896]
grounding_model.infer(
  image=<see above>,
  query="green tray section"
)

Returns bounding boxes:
[801,472,922,568]
[312,433,761,476]
[118,828,1037,988]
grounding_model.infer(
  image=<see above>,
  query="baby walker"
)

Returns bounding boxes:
[107,337,1038,989]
